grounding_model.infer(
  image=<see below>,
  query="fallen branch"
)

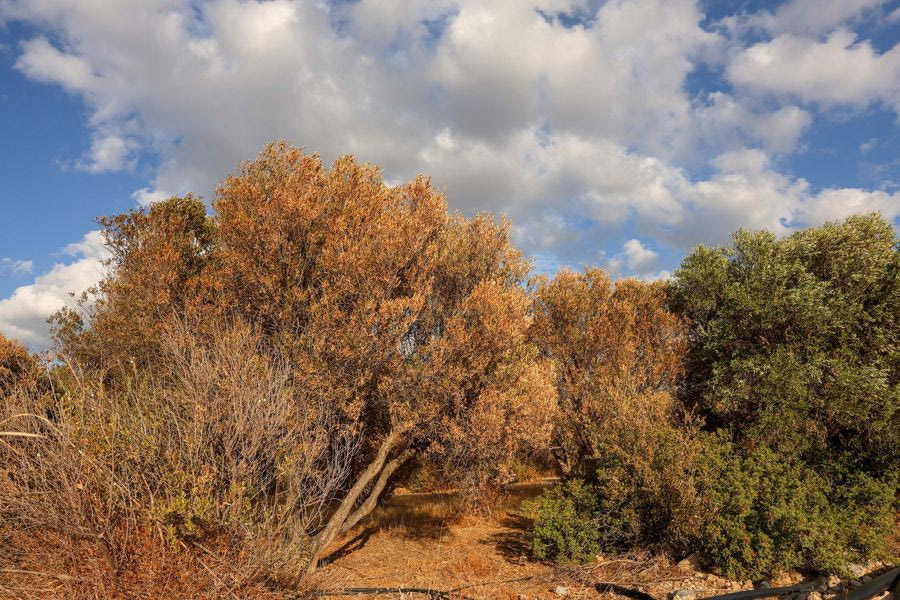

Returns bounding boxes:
[594,581,658,600]
[0,568,85,582]
[318,586,475,599]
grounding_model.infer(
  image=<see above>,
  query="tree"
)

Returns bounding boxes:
[668,213,900,576]
[53,142,556,572]
[51,195,215,372]
[528,270,700,558]
[0,334,39,395]
[531,269,687,475]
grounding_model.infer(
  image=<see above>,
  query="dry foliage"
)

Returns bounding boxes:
[530,269,702,554]
[531,269,687,475]
[46,142,558,573]
[1,324,347,597]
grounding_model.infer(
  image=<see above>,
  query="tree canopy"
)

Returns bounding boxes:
[51,142,557,570]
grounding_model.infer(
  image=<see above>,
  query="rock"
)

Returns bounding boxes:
[677,553,702,572]
[672,589,697,600]
[826,575,841,589]
[743,581,754,590]
[847,564,867,578]
[759,581,772,589]
[808,592,823,600]
[554,586,569,597]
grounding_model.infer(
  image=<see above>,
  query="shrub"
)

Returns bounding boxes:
[670,213,900,577]
[531,270,687,477]
[528,478,613,564]
[697,435,896,580]
[0,333,43,394]
[52,143,558,570]
[527,426,703,564]
[528,269,702,563]
[1,322,348,595]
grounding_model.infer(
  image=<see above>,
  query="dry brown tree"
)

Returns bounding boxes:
[530,269,702,552]
[49,142,556,574]
[531,269,687,475]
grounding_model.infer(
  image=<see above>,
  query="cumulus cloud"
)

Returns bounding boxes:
[728,30,900,113]
[0,231,108,348]
[0,258,33,276]
[695,92,813,154]
[77,134,136,173]
[735,0,887,37]
[0,0,897,346]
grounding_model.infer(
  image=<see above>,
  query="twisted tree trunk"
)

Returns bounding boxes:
[306,428,415,573]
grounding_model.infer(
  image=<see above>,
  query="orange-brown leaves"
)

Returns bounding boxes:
[58,195,215,371]
[51,141,556,510]
[0,334,38,394]
[532,269,687,474]
[207,142,550,459]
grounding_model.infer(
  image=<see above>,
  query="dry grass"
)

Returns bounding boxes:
[314,482,764,600]
[0,322,353,598]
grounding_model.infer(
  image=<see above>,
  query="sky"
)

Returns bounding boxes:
[0,0,898,348]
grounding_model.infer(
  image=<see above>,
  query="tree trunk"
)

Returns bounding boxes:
[341,446,416,533]
[306,428,407,573]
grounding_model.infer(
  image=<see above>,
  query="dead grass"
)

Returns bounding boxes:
[0,526,325,600]
[0,323,352,598]
[315,481,766,600]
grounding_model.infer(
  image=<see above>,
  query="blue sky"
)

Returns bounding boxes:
[0,0,898,347]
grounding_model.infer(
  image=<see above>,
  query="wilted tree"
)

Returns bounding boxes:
[0,334,38,394]
[51,195,215,372]
[528,270,700,559]
[52,142,556,572]
[531,269,687,475]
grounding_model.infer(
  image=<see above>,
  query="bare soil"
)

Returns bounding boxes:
[316,481,751,600]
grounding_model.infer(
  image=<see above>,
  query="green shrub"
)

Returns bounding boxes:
[531,215,899,577]
[698,435,895,580]
[670,213,900,577]
[527,477,617,564]
[528,434,703,564]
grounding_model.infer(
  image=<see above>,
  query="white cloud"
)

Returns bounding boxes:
[0,0,897,348]
[0,258,33,275]
[728,30,900,113]
[77,134,135,173]
[695,92,813,154]
[738,0,887,37]
[0,231,108,348]
[606,239,671,281]
[796,187,900,227]
[621,238,659,274]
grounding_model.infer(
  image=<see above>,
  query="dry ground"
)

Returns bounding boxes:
[317,481,753,600]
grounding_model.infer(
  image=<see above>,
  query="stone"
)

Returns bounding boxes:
[677,553,702,572]
[808,592,823,600]
[847,564,867,578]
[826,575,841,589]
[554,586,569,597]
[672,589,697,600]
